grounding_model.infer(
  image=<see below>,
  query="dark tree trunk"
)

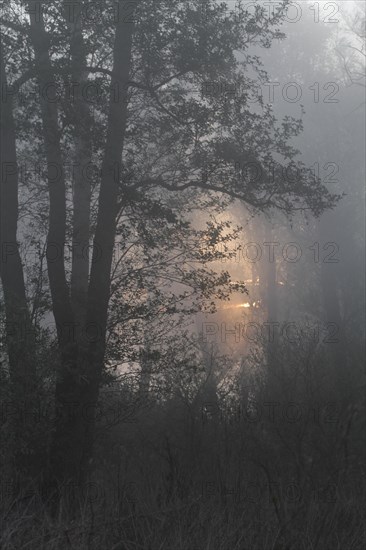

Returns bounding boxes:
[27,0,138,504]
[27,2,75,354]
[0,46,37,478]
[41,5,94,502]
[27,2,81,503]
[64,0,92,329]
[47,5,137,497]
[264,223,278,381]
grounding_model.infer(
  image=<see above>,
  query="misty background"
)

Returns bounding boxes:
[0,1,365,549]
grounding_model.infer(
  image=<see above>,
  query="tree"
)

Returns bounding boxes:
[336,2,365,90]
[0,38,38,478]
[0,0,340,499]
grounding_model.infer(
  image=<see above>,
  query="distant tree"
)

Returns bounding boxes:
[336,2,365,89]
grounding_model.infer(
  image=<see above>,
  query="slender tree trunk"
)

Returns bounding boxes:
[138,287,153,400]
[264,222,278,383]
[63,0,92,328]
[139,338,153,400]
[198,340,219,413]
[28,3,75,353]
[48,5,137,493]
[45,9,94,498]
[0,47,37,478]
[28,0,138,502]
[265,223,278,323]
[27,3,77,501]
[40,3,93,501]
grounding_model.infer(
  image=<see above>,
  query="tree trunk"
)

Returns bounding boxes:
[64,0,92,328]
[264,222,278,383]
[138,344,153,401]
[0,46,37,478]
[28,2,78,502]
[28,2,75,356]
[48,5,137,496]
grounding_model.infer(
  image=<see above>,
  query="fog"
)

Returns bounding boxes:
[1,1,365,548]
